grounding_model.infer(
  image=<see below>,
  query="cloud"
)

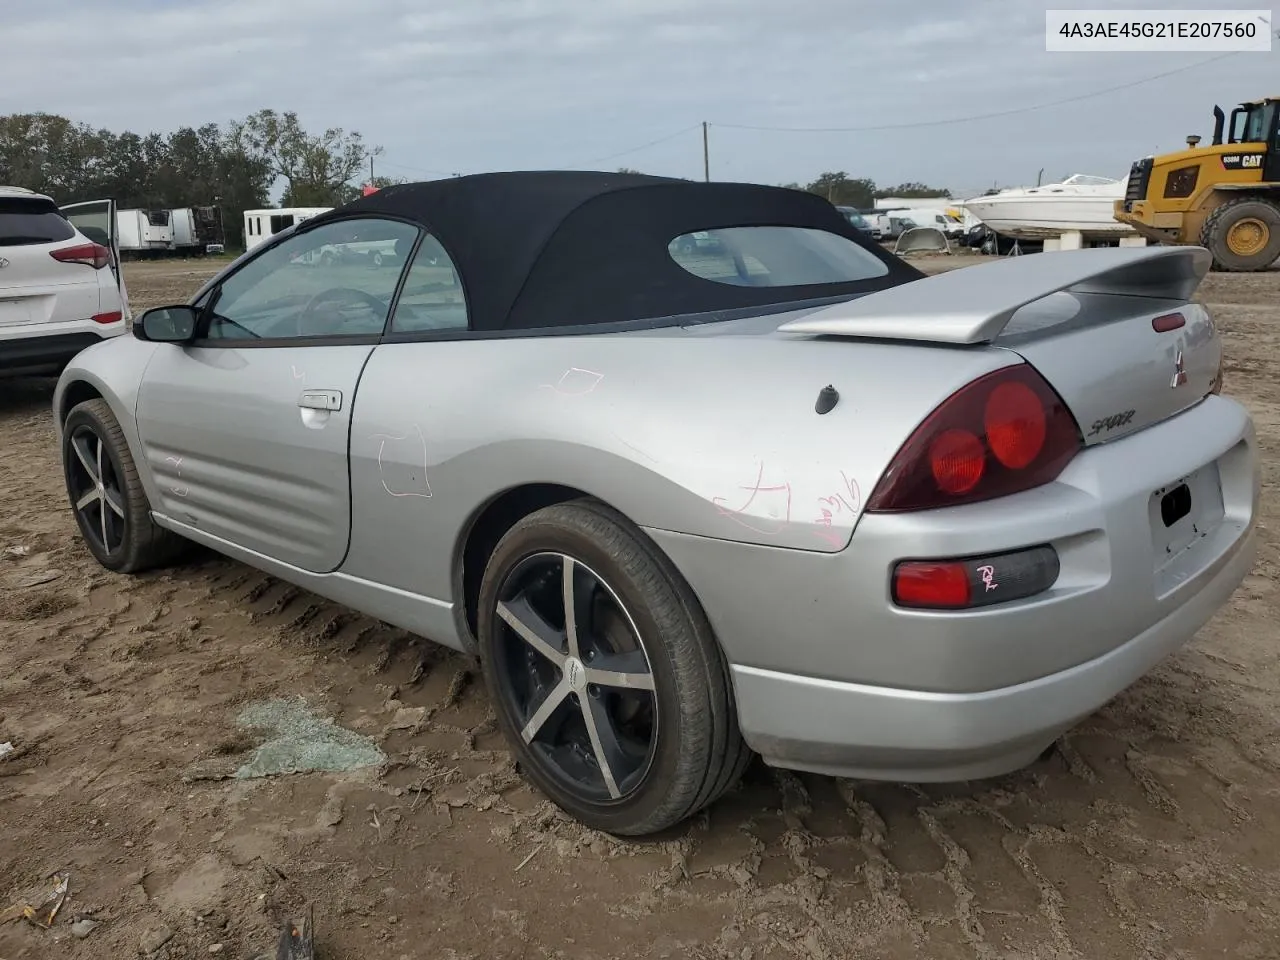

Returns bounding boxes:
[0,0,1275,197]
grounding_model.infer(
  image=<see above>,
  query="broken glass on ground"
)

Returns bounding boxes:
[234,698,385,779]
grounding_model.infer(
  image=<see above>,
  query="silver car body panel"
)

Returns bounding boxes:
[52,238,1259,783]
[134,343,375,572]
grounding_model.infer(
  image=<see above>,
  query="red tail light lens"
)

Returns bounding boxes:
[91,311,123,325]
[893,561,971,608]
[866,362,1082,513]
[50,243,111,269]
[984,380,1046,469]
[929,429,985,494]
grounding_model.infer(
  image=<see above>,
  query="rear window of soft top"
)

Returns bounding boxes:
[668,225,890,288]
[0,197,76,246]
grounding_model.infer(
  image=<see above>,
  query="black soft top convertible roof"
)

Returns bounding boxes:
[313,170,920,332]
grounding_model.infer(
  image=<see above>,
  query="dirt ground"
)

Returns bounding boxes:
[2,254,1279,960]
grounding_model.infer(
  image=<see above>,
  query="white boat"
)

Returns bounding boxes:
[958,174,1135,241]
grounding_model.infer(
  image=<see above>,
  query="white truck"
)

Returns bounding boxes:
[115,208,175,257]
[879,206,967,240]
[170,206,226,255]
[243,207,333,252]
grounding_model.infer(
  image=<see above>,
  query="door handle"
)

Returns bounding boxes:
[298,389,342,411]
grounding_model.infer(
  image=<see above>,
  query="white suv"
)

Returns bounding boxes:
[0,186,130,378]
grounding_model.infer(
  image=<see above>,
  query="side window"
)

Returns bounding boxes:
[203,217,420,342]
[389,233,469,333]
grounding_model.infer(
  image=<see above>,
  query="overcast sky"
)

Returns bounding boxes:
[1,0,1275,199]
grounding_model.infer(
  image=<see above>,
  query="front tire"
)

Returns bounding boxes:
[477,501,751,836]
[61,399,187,574]
[1200,196,1280,272]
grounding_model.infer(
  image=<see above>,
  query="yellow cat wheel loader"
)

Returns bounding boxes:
[1115,96,1280,271]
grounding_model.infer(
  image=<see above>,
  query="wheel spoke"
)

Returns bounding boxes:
[580,695,626,799]
[496,550,659,805]
[72,435,98,482]
[103,487,126,518]
[75,488,102,512]
[562,557,595,659]
[99,491,110,547]
[521,678,571,743]
[497,597,566,667]
[95,437,104,488]
[585,649,655,692]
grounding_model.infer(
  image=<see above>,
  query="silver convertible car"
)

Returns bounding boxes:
[52,172,1258,836]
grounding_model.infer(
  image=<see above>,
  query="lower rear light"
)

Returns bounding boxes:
[892,545,1061,610]
[893,562,971,608]
[866,362,1082,513]
[92,311,123,325]
[50,243,111,269]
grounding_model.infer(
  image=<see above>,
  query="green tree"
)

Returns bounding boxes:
[804,172,876,209]
[874,181,952,199]
[0,111,272,249]
[231,109,378,207]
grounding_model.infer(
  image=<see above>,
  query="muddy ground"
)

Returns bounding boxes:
[1,254,1278,960]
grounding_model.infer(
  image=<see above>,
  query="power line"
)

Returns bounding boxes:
[376,158,461,178]
[711,51,1241,133]
[361,48,1259,182]
[376,126,702,181]
[565,124,703,168]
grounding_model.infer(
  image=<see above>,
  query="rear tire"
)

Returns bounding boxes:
[1200,196,1280,272]
[61,399,188,574]
[476,500,751,836]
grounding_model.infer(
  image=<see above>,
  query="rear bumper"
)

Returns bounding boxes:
[645,393,1259,781]
[0,329,120,376]
[729,521,1256,780]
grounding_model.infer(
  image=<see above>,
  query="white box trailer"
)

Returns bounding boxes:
[170,206,226,255]
[243,207,332,252]
[171,208,196,248]
[115,208,174,257]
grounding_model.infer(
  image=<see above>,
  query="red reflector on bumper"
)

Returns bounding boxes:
[92,311,123,324]
[892,545,1061,611]
[892,562,971,609]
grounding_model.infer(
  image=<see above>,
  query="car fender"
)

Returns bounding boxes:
[54,335,164,501]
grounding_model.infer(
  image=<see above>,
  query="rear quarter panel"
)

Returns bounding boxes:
[342,321,1017,599]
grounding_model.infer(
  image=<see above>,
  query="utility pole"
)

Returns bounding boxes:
[702,122,710,182]
[369,153,375,184]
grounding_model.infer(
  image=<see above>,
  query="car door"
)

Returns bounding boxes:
[60,199,130,322]
[134,215,422,573]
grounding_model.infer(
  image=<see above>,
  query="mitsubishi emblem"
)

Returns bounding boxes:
[0,257,8,269]
[1170,349,1188,388]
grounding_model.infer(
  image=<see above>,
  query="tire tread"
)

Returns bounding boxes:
[478,497,752,836]
[1199,195,1280,272]
[64,398,187,574]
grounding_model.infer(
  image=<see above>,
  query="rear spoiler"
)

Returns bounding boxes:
[777,245,1212,345]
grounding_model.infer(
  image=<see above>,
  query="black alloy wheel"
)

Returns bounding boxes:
[65,422,129,558]
[61,398,187,574]
[493,550,658,802]
[477,500,752,836]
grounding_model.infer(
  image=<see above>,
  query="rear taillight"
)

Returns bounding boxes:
[50,243,111,269]
[866,363,1082,513]
[91,311,123,325]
